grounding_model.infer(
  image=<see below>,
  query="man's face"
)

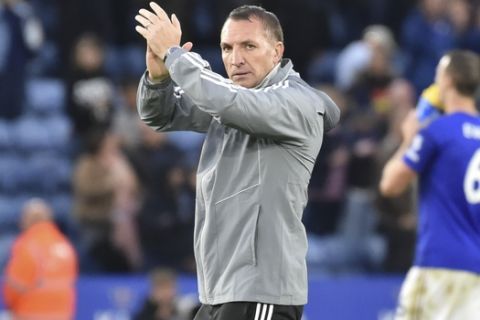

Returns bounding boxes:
[220,18,284,88]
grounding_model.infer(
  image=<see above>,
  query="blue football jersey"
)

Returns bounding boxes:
[403,112,480,274]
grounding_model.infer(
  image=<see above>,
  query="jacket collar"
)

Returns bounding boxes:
[254,59,296,89]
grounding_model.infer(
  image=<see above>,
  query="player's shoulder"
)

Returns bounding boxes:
[423,113,478,137]
[422,113,480,140]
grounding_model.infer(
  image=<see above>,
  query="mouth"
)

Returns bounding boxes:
[231,71,250,78]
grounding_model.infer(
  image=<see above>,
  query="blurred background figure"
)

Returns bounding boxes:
[128,125,195,273]
[72,128,142,273]
[2,198,78,319]
[336,25,396,92]
[113,76,145,152]
[133,268,198,320]
[0,0,43,119]
[401,0,452,94]
[66,33,114,146]
[374,79,417,273]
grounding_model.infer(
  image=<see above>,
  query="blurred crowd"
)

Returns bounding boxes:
[1,0,480,278]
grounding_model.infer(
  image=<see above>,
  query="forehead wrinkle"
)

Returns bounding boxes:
[221,17,273,44]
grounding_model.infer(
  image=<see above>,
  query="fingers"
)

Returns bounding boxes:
[135,25,148,38]
[135,14,151,28]
[138,8,160,25]
[149,2,169,21]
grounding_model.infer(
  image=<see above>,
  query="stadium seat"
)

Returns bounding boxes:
[0,120,13,151]
[48,192,75,236]
[25,78,66,115]
[0,195,26,233]
[0,233,16,270]
[13,115,52,153]
[45,114,72,152]
[13,114,72,154]
[26,154,72,194]
[0,155,26,194]
[49,192,73,221]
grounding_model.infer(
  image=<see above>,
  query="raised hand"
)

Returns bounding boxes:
[135,2,193,81]
[135,2,182,60]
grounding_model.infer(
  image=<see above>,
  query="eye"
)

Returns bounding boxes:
[246,44,256,50]
[222,46,232,53]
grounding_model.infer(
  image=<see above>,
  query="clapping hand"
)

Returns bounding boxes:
[135,2,192,81]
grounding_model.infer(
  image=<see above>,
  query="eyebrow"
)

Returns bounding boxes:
[220,40,257,47]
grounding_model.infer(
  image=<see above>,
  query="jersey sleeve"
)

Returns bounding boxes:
[402,128,438,174]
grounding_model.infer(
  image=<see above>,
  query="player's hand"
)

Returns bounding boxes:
[135,2,182,60]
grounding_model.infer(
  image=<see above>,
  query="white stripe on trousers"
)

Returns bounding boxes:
[254,304,261,320]
[266,305,274,320]
[254,303,274,320]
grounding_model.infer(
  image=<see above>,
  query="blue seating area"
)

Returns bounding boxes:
[0,273,404,320]
[0,77,74,258]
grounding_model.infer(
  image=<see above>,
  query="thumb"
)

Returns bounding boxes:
[182,42,193,52]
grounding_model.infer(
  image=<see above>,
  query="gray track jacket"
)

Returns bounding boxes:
[137,47,340,305]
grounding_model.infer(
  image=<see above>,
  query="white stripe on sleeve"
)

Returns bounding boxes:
[199,74,238,93]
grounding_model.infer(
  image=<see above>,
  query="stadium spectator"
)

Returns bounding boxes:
[66,33,115,144]
[135,4,339,320]
[0,0,43,119]
[447,0,480,53]
[134,268,198,320]
[303,86,349,236]
[127,124,194,272]
[2,198,78,319]
[336,25,396,92]
[380,50,480,318]
[72,128,142,272]
[347,26,397,112]
[375,79,416,273]
[401,0,454,94]
[113,76,145,151]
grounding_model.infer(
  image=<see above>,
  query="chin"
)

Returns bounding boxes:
[233,80,254,88]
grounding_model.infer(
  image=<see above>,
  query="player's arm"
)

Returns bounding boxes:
[380,144,417,197]
[380,110,422,197]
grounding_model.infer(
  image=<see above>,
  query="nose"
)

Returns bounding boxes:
[230,47,245,66]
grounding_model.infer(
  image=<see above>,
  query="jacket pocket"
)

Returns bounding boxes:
[214,186,260,269]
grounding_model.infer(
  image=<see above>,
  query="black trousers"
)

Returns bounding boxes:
[193,302,304,320]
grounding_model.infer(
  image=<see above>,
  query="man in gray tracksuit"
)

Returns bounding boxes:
[135,4,340,320]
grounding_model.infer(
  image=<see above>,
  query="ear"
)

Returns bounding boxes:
[273,41,284,64]
[445,73,454,88]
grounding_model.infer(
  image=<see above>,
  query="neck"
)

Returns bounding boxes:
[444,91,478,115]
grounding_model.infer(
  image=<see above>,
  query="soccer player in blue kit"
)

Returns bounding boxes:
[380,50,480,319]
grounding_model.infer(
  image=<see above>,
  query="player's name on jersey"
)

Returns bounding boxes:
[463,123,480,140]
